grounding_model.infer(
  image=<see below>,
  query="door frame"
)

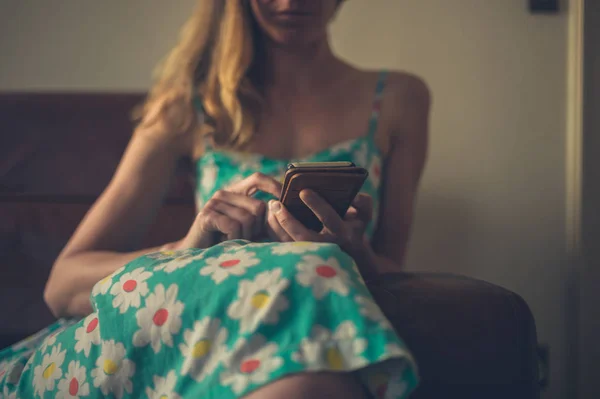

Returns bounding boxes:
[566,0,600,397]
[579,0,600,397]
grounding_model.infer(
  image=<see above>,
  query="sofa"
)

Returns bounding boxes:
[0,93,540,398]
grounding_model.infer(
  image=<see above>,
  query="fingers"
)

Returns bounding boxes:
[204,211,242,241]
[212,189,266,216]
[205,198,255,239]
[345,206,359,219]
[266,201,294,242]
[211,190,266,237]
[182,172,283,248]
[270,201,320,242]
[230,172,282,198]
[182,208,242,248]
[350,193,373,224]
[299,190,345,236]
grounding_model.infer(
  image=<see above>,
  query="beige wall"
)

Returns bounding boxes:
[0,1,572,398]
[0,0,195,91]
[333,3,569,398]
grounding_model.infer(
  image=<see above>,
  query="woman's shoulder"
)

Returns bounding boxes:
[350,66,429,96]
[377,70,431,108]
[350,68,430,152]
[377,70,431,140]
[135,92,199,158]
[351,67,431,116]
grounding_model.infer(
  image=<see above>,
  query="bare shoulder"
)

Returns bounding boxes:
[386,71,431,116]
[382,71,431,141]
[347,68,431,152]
[135,92,198,157]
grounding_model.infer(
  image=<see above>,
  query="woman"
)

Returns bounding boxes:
[0,0,429,398]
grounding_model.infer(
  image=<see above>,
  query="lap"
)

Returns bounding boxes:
[4,240,418,399]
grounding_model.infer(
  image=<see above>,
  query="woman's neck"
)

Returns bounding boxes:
[261,37,344,93]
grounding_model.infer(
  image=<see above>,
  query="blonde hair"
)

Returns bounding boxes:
[134,0,344,156]
[134,0,263,154]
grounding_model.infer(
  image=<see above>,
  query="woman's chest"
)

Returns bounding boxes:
[246,91,379,160]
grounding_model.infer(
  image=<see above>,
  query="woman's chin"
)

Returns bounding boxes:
[266,30,326,49]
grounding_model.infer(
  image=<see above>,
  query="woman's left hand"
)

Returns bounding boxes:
[266,190,375,263]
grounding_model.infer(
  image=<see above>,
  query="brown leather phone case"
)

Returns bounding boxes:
[280,166,369,231]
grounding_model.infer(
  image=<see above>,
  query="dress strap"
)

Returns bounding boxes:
[192,92,213,150]
[366,70,389,139]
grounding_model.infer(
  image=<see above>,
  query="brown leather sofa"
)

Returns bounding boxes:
[0,94,540,398]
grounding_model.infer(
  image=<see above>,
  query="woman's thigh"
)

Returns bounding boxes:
[241,372,369,399]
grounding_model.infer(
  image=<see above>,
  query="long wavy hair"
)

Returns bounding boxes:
[133,0,262,155]
[134,0,342,156]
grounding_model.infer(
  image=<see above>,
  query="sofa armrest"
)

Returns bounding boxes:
[367,272,540,399]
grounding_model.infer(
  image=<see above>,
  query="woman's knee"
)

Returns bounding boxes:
[242,372,368,399]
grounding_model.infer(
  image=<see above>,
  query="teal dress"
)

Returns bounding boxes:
[0,71,419,399]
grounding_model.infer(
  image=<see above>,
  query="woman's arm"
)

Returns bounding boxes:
[264,73,430,277]
[369,73,431,271]
[44,97,195,318]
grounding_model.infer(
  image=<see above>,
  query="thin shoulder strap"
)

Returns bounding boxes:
[366,70,389,139]
[192,92,213,150]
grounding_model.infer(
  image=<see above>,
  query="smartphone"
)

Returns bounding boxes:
[279,161,369,231]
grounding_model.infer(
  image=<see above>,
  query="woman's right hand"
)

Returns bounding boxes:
[176,172,282,249]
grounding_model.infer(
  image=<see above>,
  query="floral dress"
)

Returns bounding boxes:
[0,71,419,399]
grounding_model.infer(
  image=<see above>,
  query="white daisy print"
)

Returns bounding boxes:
[219,240,257,250]
[22,359,32,375]
[133,284,184,353]
[379,343,412,362]
[10,326,54,352]
[200,249,260,284]
[292,321,368,371]
[146,248,193,262]
[365,361,410,399]
[39,331,58,353]
[110,268,152,313]
[91,340,135,399]
[0,364,7,386]
[200,159,218,194]
[355,295,393,330]
[227,269,289,333]
[328,138,360,158]
[227,152,263,172]
[354,141,369,169]
[0,360,8,384]
[384,378,409,399]
[270,241,326,255]
[153,250,205,273]
[56,360,90,399]
[385,361,412,399]
[1,359,24,386]
[2,386,16,399]
[146,249,185,261]
[220,335,284,395]
[33,343,66,396]
[145,370,181,399]
[92,274,113,296]
[0,358,12,378]
[179,317,228,382]
[74,313,101,357]
[38,322,73,353]
[296,255,352,299]
[9,361,25,385]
